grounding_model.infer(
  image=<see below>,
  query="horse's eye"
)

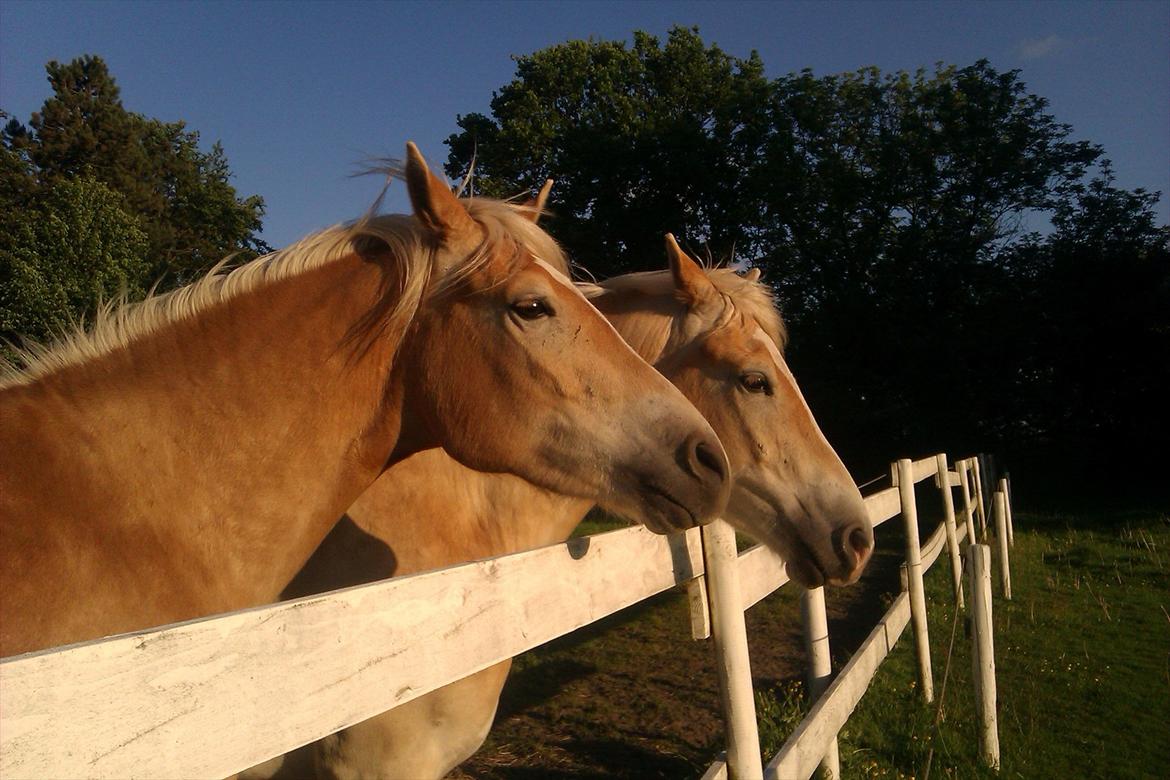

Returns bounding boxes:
[740,372,771,394]
[511,298,550,320]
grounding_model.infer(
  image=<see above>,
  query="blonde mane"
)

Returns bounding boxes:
[581,266,788,359]
[1,184,567,389]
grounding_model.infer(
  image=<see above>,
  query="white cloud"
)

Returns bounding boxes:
[1016,35,1068,60]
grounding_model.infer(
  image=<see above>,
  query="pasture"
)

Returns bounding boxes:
[455,508,1169,778]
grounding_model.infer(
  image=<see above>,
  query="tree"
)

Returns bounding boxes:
[993,170,1169,466]
[445,27,772,273]
[444,30,1167,484]
[753,62,1106,469]
[5,55,267,287]
[1,176,149,359]
[1,55,267,362]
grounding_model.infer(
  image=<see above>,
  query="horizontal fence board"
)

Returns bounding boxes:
[889,454,941,487]
[765,591,912,780]
[865,486,902,527]
[920,521,948,571]
[911,455,941,484]
[737,544,790,611]
[0,525,704,780]
[922,519,967,577]
[701,755,729,780]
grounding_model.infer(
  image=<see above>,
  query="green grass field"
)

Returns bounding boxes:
[758,510,1170,779]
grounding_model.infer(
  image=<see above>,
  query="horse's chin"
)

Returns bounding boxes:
[723,496,828,588]
[762,526,826,588]
[603,490,700,535]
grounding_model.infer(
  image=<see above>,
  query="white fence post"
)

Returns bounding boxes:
[895,458,933,703]
[801,587,840,779]
[999,477,1015,547]
[702,519,763,780]
[966,544,1001,770]
[957,460,976,551]
[972,457,989,541]
[993,492,1012,600]
[935,453,964,609]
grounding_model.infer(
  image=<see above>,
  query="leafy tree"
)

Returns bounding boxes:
[993,170,1169,465]
[1,55,267,363]
[1,176,149,359]
[445,29,1168,485]
[4,55,267,287]
[754,62,1106,468]
[446,27,772,271]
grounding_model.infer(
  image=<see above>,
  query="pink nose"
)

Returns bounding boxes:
[833,521,874,584]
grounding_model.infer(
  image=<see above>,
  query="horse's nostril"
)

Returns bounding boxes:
[835,522,873,573]
[690,437,727,484]
[849,526,872,559]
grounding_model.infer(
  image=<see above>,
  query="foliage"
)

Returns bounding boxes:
[755,679,806,759]
[445,28,1169,482]
[1,55,266,358]
[1,176,148,360]
[446,27,771,271]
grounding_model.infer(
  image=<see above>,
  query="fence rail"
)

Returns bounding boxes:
[0,453,1012,780]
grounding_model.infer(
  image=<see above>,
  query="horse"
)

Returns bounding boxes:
[0,145,731,658]
[244,232,873,779]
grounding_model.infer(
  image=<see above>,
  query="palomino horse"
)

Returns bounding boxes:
[0,145,730,658]
[246,233,873,779]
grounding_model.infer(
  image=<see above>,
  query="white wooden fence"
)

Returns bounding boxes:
[0,452,1014,780]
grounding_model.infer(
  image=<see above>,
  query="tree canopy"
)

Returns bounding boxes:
[446,28,1169,487]
[1,55,266,359]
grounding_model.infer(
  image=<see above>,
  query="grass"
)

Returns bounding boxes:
[756,509,1170,779]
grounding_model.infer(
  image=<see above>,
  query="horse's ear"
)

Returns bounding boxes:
[665,234,718,309]
[744,267,762,282]
[520,179,554,224]
[404,142,477,241]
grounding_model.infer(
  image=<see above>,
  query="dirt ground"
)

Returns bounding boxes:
[450,523,909,779]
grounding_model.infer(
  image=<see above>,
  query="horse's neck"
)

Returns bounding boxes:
[1,255,402,625]
[589,289,678,366]
[342,448,591,580]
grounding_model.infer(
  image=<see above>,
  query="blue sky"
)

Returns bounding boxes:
[2,0,1167,247]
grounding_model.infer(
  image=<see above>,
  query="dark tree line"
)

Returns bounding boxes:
[1,43,1164,498]
[445,28,1169,494]
[1,55,267,362]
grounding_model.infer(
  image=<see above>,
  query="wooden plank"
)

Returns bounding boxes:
[947,471,962,488]
[687,576,712,640]
[0,525,705,780]
[737,544,790,611]
[889,454,942,486]
[700,754,729,780]
[920,521,948,572]
[864,486,901,528]
[911,455,941,484]
[765,592,912,780]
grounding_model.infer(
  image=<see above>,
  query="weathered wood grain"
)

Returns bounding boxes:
[0,525,704,779]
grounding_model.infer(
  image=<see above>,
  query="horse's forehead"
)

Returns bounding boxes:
[534,258,637,347]
[748,326,794,380]
[533,259,587,300]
